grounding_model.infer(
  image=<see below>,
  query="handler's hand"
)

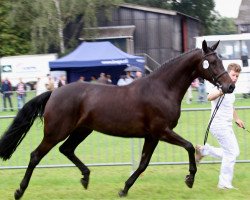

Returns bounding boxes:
[235,119,245,129]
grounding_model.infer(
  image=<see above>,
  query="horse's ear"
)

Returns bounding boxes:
[202,40,208,53]
[211,40,220,51]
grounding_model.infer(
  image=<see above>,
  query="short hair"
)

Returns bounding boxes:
[227,63,241,73]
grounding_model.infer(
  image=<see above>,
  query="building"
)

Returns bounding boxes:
[81,4,201,71]
[236,0,250,33]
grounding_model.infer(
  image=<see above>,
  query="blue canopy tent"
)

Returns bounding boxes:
[49,41,145,84]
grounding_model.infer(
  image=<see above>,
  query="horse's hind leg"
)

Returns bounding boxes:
[14,138,57,200]
[119,136,158,197]
[59,127,92,189]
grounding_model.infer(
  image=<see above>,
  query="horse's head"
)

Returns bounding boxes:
[198,40,235,93]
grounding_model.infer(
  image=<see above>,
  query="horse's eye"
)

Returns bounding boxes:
[211,61,217,66]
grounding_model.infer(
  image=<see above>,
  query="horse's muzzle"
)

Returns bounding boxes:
[223,83,235,94]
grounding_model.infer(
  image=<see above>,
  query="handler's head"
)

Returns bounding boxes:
[227,63,241,84]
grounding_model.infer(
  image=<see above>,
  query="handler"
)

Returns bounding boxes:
[195,63,244,189]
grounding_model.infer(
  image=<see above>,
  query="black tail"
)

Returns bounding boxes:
[0,91,52,160]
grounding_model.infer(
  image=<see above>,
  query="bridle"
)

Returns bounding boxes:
[201,51,227,88]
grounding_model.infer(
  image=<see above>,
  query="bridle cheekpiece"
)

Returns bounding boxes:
[201,51,227,88]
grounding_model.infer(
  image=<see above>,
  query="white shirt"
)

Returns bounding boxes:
[117,78,127,86]
[117,77,134,86]
[210,88,235,126]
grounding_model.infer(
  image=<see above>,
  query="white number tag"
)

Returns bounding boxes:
[202,60,209,69]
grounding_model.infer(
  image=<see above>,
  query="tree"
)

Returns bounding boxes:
[4,0,122,55]
[0,0,30,56]
[211,16,237,35]
[171,0,216,34]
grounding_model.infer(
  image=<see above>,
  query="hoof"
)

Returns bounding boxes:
[185,175,194,188]
[118,189,127,197]
[81,177,89,189]
[14,189,23,200]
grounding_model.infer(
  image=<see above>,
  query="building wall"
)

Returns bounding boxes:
[236,0,250,33]
[106,6,200,65]
[187,19,201,49]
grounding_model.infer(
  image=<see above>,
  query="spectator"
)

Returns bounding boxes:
[186,86,192,104]
[1,77,13,111]
[78,76,85,83]
[16,78,26,110]
[106,74,113,84]
[90,76,97,84]
[53,76,59,89]
[124,71,134,85]
[186,79,198,104]
[97,73,108,84]
[58,75,67,87]
[135,71,143,79]
[197,77,206,103]
[45,75,55,91]
[117,75,127,86]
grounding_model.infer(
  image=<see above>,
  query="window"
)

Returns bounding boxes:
[207,41,241,60]
[241,40,250,57]
[1,65,12,73]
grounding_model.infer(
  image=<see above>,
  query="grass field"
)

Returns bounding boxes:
[0,90,250,199]
[1,164,250,200]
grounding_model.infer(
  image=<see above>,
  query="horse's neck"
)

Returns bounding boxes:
[154,50,202,102]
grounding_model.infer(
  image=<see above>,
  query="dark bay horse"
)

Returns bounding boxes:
[0,41,235,199]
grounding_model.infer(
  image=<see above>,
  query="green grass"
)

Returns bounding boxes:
[1,164,250,200]
[1,90,250,199]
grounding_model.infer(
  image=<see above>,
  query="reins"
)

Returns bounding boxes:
[201,50,227,144]
[203,94,225,145]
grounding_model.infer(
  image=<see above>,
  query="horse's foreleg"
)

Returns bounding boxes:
[14,139,56,200]
[119,136,158,197]
[161,128,196,188]
[59,128,92,189]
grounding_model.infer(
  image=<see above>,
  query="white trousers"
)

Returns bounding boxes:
[201,125,240,188]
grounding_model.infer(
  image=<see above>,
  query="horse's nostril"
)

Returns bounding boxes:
[228,84,235,93]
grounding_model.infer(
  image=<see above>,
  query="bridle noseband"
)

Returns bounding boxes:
[201,52,227,88]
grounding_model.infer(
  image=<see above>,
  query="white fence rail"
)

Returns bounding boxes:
[0,107,250,170]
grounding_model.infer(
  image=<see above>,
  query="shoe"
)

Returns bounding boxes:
[217,185,238,190]
[195,145,204,163]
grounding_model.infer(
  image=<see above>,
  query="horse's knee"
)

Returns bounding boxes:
[185,142,195,153]
[59,145,72,156]
[29,151,41,167]
[138,162,148,173]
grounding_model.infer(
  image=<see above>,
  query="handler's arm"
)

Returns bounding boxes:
[207,88,224,101]
[234,108,245,128]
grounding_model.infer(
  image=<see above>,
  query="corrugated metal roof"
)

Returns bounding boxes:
[80,25,135,40]
[119,3,200,21]
[119,3,177,16]
[236,0,250,24]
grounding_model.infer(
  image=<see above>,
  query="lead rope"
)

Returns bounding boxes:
[203,94,225,145]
